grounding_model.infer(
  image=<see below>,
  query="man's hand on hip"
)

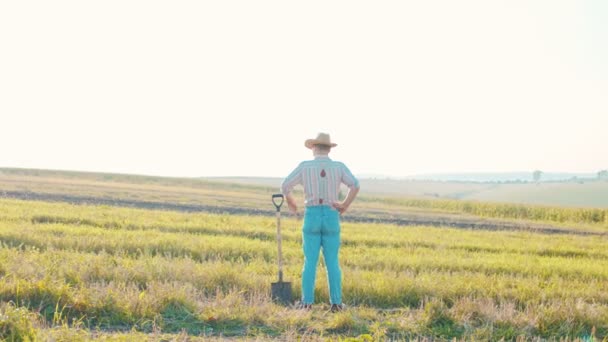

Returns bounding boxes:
[332,202,348,215]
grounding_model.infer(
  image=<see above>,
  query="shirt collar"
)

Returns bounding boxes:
[314,155,331,160]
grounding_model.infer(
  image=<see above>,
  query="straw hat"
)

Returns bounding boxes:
[304,133,338,149]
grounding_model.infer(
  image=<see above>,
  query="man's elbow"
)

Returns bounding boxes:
[280,183,291,196]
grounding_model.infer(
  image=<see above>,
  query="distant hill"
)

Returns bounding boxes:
[207,175,608,208]
[2,168,607,208]
[404,172,597,182]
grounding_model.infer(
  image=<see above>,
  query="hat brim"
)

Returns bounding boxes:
[305,139,338,149]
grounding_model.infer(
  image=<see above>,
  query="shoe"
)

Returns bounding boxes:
[330,303,345,312]
[296,302,312,311]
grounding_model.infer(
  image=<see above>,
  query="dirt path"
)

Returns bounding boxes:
[1,190,603,236]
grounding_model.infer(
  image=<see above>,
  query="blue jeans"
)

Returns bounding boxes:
[301,205,342,305]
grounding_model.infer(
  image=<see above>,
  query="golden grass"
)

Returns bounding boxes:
[0,198,607,340]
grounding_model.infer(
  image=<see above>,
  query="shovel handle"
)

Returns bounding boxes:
[272,194,284,212]
[272,194,285,281]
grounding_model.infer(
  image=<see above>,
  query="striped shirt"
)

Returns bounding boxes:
[281,156,360,207]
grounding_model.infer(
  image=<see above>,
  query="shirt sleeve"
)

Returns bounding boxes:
[340,163,360,189]
[281,163,304,195]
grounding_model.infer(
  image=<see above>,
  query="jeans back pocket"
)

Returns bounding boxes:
[303,214,322,235]
[322,210,340,235]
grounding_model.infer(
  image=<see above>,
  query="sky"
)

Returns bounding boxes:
[1,1,607,178]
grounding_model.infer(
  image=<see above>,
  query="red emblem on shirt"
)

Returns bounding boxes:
[321,169,326,178]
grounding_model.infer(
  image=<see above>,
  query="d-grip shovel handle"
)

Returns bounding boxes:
[272,194,284,212]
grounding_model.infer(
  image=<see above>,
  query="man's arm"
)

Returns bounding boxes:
[333,186,360,215]
[285,192,298,214]
[333,162,360,215]
[281,163,303,214]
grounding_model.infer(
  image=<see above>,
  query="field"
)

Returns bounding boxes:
[1,169,608,341]
[210,176,608,209]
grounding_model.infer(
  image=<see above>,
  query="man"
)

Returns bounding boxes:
[281,133,360,312]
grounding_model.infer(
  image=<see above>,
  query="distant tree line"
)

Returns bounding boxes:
[529,169,608,184]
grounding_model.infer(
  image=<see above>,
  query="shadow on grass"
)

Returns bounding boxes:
[157,299,268,337]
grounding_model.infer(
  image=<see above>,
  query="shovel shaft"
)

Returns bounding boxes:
[276,211,284,281]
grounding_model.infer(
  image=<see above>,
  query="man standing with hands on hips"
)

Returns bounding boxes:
[281,133,360,312]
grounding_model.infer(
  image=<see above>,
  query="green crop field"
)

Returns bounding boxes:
[1,169,608,340]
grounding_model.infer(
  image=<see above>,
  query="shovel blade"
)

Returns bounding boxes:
[271,281,292,304]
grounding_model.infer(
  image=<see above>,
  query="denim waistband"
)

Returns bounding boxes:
[304,205,338,213]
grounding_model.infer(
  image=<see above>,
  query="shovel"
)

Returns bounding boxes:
[271,193,292,304]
